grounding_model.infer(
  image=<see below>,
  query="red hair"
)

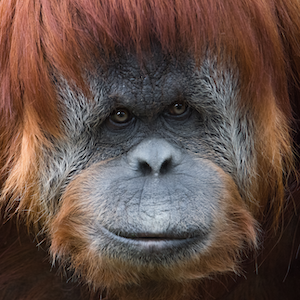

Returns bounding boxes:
[0,0,300,222]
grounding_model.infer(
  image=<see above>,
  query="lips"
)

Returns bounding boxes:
[101,226,204,254]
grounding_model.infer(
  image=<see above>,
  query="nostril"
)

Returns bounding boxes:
[138,158,173,176]
[160,158,172,175]
[139,161,152,176]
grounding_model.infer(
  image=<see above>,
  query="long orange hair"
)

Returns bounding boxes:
[0,0,300,226]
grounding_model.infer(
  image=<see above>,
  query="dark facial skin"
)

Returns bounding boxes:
[49,52,255,292]
[81,56,222,262]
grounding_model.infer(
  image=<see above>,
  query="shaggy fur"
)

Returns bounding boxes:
[1,1,300,299]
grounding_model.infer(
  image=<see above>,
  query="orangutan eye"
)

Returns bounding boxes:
[164,102,191,121]
[107,107,134,129]
[110,108,132,123]
[167,102,188,115]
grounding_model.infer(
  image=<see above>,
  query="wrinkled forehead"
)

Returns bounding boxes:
[89,52,207,117]
[57,50,237,126]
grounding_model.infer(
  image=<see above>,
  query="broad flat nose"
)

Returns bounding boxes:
[127,138,182,176]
